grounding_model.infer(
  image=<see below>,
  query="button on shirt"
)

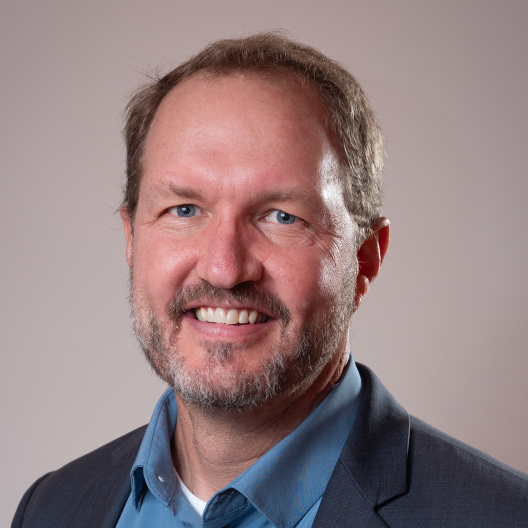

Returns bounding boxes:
[116,357,363,528]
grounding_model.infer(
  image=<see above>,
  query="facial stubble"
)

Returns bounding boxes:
[130,271,357,410]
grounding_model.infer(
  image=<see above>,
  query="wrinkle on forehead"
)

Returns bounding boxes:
[139,71,350,231]
[144,71,335,164]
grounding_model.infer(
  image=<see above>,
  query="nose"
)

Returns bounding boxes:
[195,219,263,289]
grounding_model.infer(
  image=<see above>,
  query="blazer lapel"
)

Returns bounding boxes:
[313,364,410,527]
[66,426,146,528]
[313,460,390,527]
[64,365,408,528]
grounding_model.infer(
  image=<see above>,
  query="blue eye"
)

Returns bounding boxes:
[270,210,296,224]
[175,204,196,217]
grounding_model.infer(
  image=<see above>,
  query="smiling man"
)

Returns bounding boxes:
[13,33,528,528]
[126,70,364,413]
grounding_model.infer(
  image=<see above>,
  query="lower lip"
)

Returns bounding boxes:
[184,311,277,340]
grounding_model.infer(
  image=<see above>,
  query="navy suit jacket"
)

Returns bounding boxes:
[12,365,528,527]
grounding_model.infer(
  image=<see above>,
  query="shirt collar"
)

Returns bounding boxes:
[130,356,363,527]
[131,387,178,509]
[220,357,362,527]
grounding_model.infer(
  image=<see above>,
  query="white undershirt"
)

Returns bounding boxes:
[174,470,207,517]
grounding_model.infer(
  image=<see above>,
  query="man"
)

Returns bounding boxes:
[12,32,528,528]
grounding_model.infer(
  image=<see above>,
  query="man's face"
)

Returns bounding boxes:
[123,73,358,409]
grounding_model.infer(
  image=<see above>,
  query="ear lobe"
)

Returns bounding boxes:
[120,207,134,267]
[353,217,390,312]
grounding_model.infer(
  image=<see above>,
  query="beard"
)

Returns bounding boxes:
[130,271,356,411]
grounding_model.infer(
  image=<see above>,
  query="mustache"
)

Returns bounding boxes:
[168,281,291,324]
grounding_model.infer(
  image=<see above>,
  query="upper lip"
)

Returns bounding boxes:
[183,302,275,318]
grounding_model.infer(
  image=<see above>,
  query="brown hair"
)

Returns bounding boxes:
[122,31,384,242]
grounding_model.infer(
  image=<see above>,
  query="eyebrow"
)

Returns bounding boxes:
[251,188,329,219]
[145,178,323,210]
[250,188,318,205]
[145,180,205,209]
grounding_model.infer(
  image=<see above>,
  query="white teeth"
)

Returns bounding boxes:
[214,307,226,324]
[194,307,267,325]
[238,309,249,324]
[226,309,239,325]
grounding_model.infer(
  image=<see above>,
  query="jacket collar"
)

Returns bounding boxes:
[74,364,408,528]
[313,364,410,527]
[342,363,410,506]
[65,426,146,528]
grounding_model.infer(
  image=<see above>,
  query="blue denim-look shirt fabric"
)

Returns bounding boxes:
[116,356,363,528]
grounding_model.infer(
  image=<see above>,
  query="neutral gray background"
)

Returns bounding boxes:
[2,0,527,523]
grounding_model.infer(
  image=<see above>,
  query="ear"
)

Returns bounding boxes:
[120,207,134,267]
[353,217,390,312]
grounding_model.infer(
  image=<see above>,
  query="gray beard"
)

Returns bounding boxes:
[130,276,356,410]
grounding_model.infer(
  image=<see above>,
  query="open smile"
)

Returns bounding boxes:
[193,306,270,325]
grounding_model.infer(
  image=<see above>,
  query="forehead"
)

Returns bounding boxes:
[141,72,344,202]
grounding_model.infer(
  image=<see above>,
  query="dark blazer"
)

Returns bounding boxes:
[12,365,528,527]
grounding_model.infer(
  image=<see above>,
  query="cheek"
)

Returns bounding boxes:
[264,247,335,314]
[288,235,356,312]
[132,234,197,305]
[318,255,354,304]
[324,235,357,290]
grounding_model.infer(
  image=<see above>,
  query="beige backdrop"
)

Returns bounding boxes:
[2,0,528,523]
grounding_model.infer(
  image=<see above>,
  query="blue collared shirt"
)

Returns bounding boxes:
[116,357,363,528]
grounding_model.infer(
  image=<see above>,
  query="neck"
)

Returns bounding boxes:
[171,351,348,501]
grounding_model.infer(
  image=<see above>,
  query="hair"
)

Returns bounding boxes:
[122,31,385,243]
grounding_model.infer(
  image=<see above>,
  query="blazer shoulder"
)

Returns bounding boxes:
[320,365,528,528]
[409,415,528,484]
[12,425,147,528]
[378,416,528,527]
